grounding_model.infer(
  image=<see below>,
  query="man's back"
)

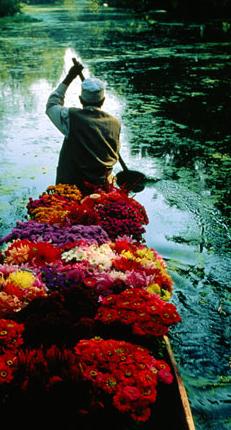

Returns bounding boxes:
[56,107,121,185]
[46,60,121,189]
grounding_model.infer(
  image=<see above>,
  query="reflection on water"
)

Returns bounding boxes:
[0,2,231,429]
[54,47,126,122]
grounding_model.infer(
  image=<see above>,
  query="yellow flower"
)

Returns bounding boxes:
[146,284,172,301]
[146,283,161,295]
[121,248,161,268]
[6,271,36,289]
[161,289,172,301]
[121,250,134,260]
[136,248,154,260]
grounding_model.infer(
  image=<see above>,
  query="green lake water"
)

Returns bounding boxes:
[0,1,230,428]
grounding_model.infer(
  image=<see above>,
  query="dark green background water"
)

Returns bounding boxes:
[0,1,230,428]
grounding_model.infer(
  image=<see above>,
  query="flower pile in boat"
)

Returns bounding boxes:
[96,288,181,337]
[1,236,173,300]
[75,337,173,422]
[26,184,149,241]
[0,183,181,425]
[0,331,173,422]
[0,221,110,247]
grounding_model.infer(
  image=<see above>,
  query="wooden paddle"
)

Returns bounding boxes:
[73,58,146,193]
[116,154,146,192]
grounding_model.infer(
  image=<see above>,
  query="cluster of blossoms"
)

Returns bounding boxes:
[80,190,149,241]
[2,239,61,267]
[1,237,173,301]
[75,337,173,422]
[44,184,82,201]
[0,221,109,247]
[27,194,82,224]
[13,345,82,391]
[0,318,24,352]
[0,183,181,425]
[62,243,115,271]
[1,334,173,423]
[41,262,88,292]
[0,319,24,383]
[61,237,173,299]
[111,237,173,297]
[0,265,47,316]
[96,289,181,338]
[26,183,83,224]
[26,184,149,241]
[40,259,143,297]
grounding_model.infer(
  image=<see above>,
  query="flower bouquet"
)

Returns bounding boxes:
[26,184,149,241]
[80,189,149,241]
[75,337,173,422]
[61,237,173,299]
[96,288,181,338]
[1,324,174,426]
[0,183,182,429]
[2,239,61,267]
[0,221,109,247]
[1,235,173,299]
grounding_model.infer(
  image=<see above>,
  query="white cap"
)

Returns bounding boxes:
[81,78,105,104]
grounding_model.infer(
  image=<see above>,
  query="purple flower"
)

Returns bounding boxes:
[0,221,109,247]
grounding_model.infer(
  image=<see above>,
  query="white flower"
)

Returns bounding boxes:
[62,243,116,271]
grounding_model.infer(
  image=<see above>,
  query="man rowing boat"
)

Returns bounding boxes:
[46,59,121,191]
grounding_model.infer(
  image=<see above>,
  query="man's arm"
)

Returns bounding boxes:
[46,59,84,137]
[46,83,69,136]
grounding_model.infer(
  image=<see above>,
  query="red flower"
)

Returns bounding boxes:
[0,351,17,383]
[121,385,141,401]
[112,256,143,272]
[48,375,63,385]
[0,319,24,352]
[96,289,181,339]
[4,240,61,266]
[4,282,26,299]
[32,242,61,265]
[158,369,173,384]
[74,338,173,422]
[131,407,151,423]
[83,277,97,288]
[111,238,137,254]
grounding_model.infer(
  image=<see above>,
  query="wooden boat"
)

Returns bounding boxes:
[0,183,195,430]
[1,335,195,430]
[161,336,196,430]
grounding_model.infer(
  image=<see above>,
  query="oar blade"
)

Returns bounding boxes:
[115,170,146,193]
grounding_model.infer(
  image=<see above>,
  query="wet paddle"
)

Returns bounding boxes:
[116,154,146,193]
[73,58,146,193]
